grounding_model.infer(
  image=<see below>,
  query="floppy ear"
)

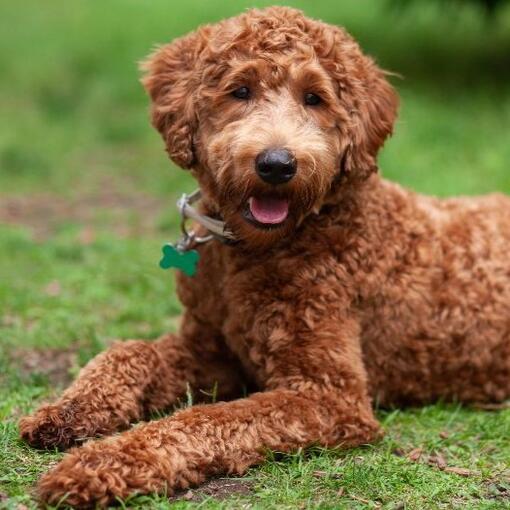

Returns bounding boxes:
[315,25,399,181]
[141,30,205,169]
[343,60,398,180]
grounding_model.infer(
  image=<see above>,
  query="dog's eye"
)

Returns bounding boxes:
[304,92,322,106]
[231,86,251,100]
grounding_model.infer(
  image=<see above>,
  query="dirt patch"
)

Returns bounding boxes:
[11,346,79,388]
[485,482,510,501]
[483,472,510,502]
[0,190,164,240]
[172,478,254,502]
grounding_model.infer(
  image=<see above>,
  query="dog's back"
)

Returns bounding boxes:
[355,179,510,405]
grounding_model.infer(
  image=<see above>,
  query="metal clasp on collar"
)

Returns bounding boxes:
[177,192,213,250]
[176,190,235,248]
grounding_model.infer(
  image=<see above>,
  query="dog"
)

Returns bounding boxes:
[19,6,510,507]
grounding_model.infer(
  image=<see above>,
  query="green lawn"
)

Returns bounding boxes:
[1,1,509,508]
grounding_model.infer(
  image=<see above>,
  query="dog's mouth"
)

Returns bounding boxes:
[243,195,289,228]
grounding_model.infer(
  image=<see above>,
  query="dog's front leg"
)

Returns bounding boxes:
[18,335,190,450]
[19,318,244,450]
[37,317,380,507]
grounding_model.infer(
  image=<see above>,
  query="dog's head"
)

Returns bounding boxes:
[142,7,398,248]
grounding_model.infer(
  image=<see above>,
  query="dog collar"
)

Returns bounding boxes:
[159,190,235,277]
[177,189,235,244]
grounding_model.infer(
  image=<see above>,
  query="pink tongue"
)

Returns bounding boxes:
[249,196,289,224]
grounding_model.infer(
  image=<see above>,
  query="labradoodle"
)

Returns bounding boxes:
[19,6,510,507]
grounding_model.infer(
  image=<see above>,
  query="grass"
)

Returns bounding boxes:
[1,0,510,508]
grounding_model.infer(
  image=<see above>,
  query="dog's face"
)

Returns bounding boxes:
[142,7,398,248]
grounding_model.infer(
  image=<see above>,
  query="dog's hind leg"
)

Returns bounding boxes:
[19,315,244,450]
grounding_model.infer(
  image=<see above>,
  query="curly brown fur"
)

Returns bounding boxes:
[19,7,510,507]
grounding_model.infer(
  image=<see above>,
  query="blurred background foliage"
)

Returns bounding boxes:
[0,0,509,199]
[393,0,509,15]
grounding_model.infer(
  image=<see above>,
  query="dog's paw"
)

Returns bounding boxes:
[19,401,86,450]
[37,439,170,508]
[38,446,123,508]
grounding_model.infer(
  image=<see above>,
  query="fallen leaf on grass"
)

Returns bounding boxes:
[407,447,423,461]
[349,494,382,507]
[395,445,479,478]
[444,467,477,477]
[349,495,371,504]
[428,453,447,470]
[439,431,449,439]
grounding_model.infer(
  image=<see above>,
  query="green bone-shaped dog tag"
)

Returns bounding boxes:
[159,244,199,277]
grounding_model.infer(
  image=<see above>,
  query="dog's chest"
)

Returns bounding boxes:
[219,248,364,384]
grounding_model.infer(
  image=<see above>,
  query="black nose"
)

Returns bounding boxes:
[255,148,297,185]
